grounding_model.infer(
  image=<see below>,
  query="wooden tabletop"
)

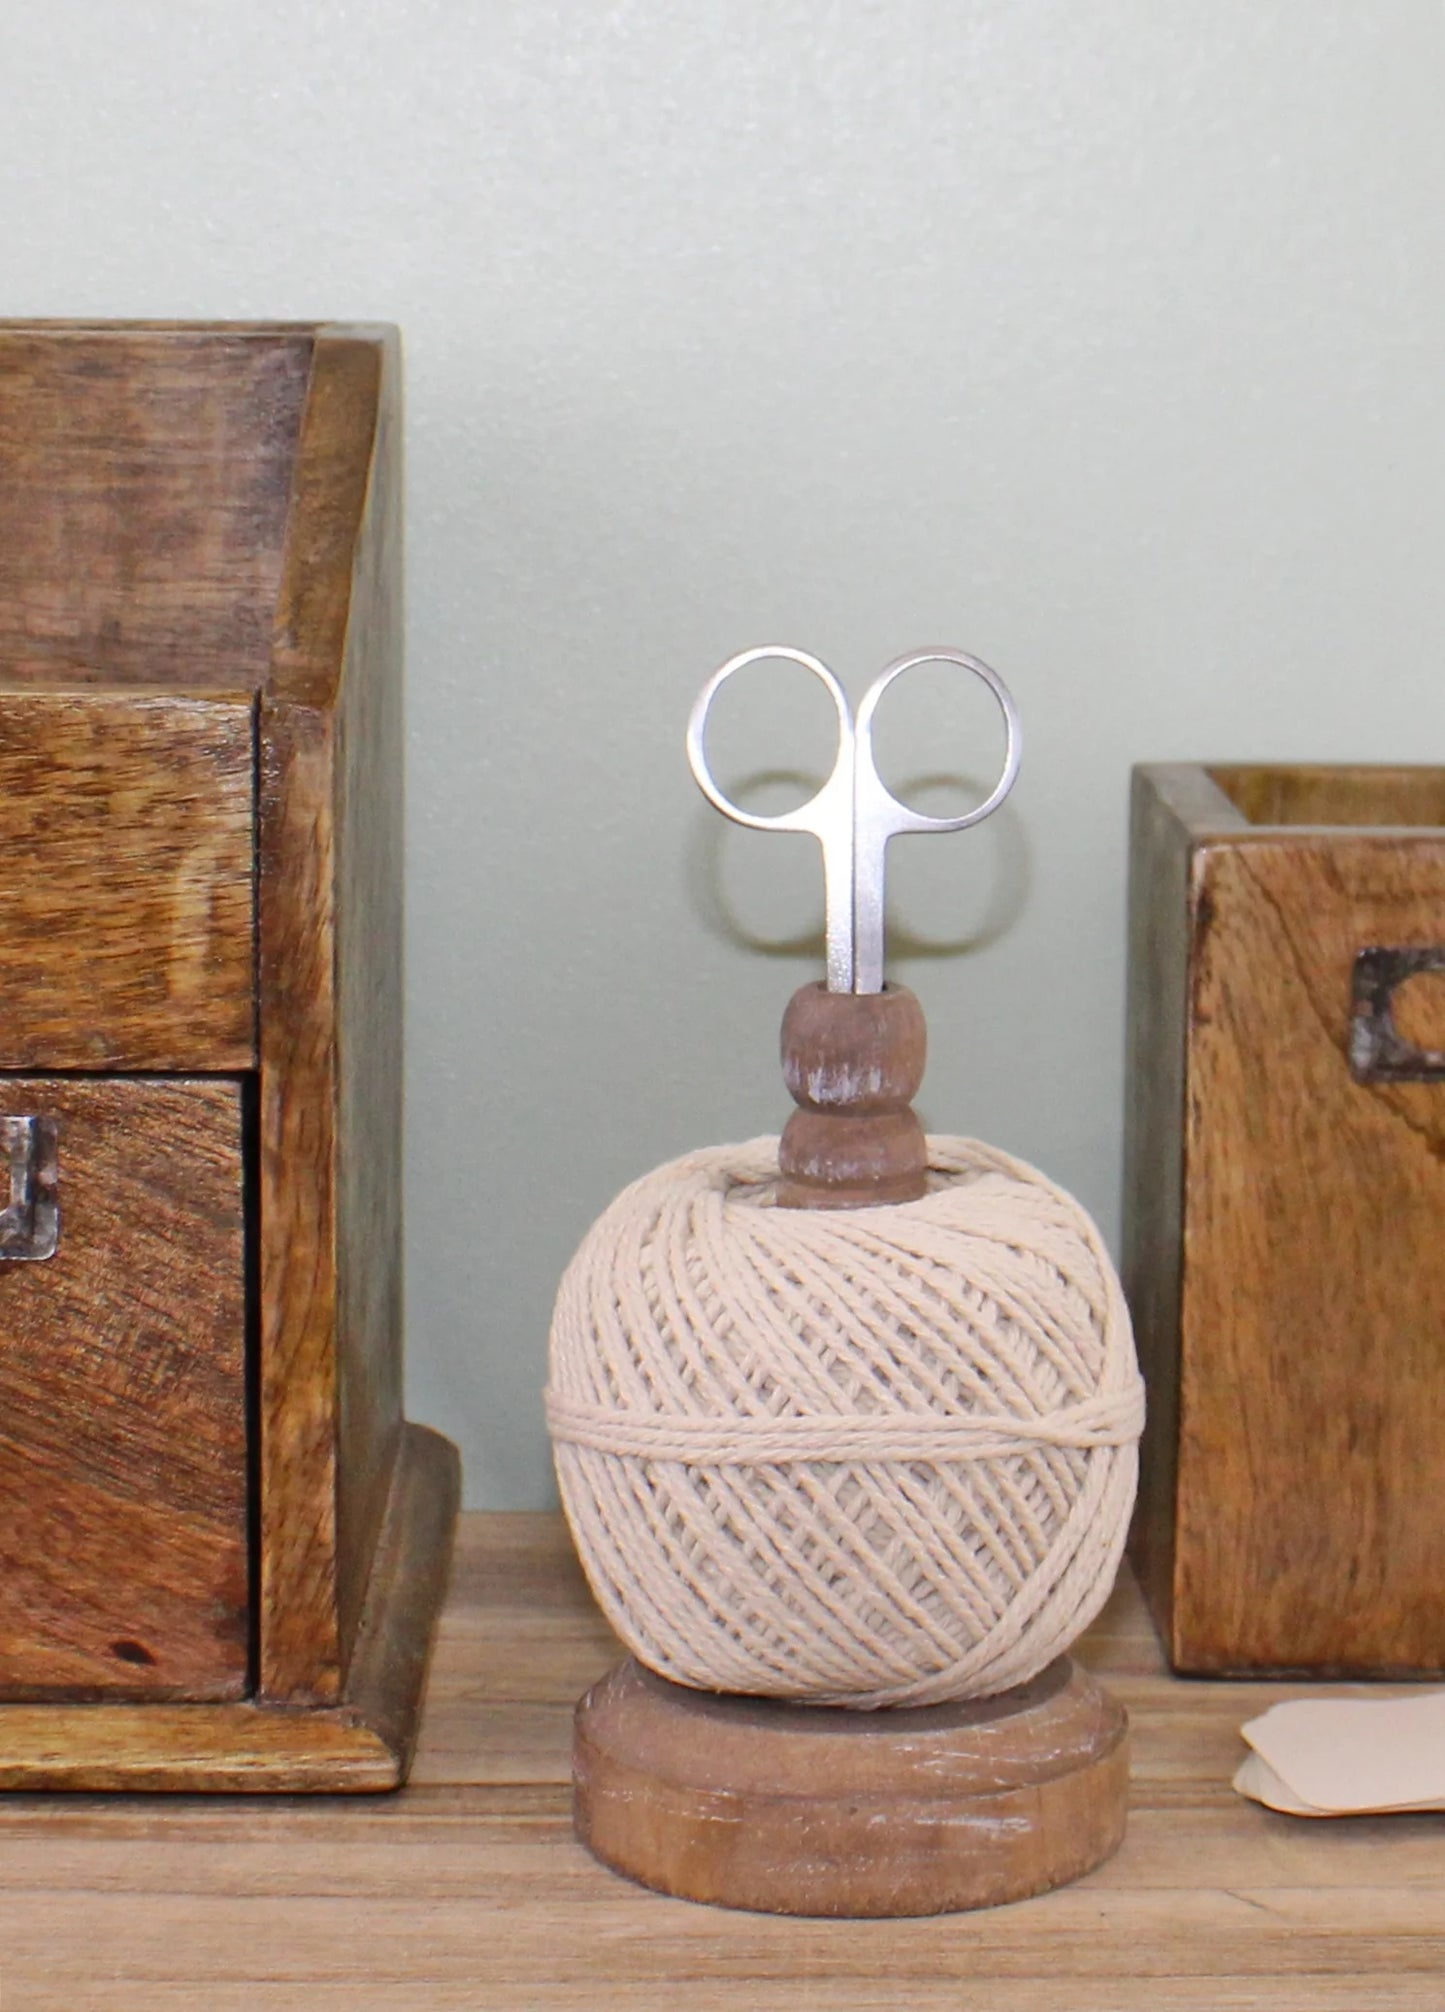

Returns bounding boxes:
[1,1513,1442,2009]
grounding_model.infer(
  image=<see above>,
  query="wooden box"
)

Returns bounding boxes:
[0,322,459,1787]
[1124,762,1445,1676]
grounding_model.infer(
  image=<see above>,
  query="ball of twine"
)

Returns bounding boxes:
[546,1135,1144,1708]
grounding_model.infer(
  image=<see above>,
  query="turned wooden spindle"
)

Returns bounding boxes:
[777,981,928,1209]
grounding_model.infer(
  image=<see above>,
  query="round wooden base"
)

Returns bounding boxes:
[573,1654,1129,1917]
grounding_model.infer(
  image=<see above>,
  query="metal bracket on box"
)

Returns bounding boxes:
[0,1116,59,1260]
[1350,947,1445,1084]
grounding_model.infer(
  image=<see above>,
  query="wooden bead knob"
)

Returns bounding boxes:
[777,982,928,1210]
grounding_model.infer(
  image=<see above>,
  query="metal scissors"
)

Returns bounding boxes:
[686,647,1020,994]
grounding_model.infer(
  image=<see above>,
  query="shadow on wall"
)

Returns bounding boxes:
[685,766,1035,965]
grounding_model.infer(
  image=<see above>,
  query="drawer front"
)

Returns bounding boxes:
[0,1078,249,1699]
[0,691,254,1071]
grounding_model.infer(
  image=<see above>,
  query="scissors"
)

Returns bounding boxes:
[686,646,1020,995]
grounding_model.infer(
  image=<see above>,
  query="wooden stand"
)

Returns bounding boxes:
[576,1653,1127,1917]
[573,981,1131,1912]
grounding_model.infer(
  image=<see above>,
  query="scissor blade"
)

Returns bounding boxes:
[850,823,888,995]
[816,763,858,994]
[850,709,893,995]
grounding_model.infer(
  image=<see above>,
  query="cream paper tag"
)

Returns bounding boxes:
[1234,1692,1445,1816]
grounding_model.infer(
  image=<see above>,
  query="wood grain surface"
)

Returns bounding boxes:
[328,332,406,1679]
[258,330,406,1703]
[0,1422,458,1791]
[0,1078,247,1699]
[1209,762,1445,829]
[0,689,255,1069]
[776,979,928,1207]
[575,1654,1128,1916]
[1125,763,1445,1674]
[0,326,310,688]
[1122,766,1242,1648]
[0,1512,1438,2010]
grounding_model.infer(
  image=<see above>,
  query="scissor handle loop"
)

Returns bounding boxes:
[854,649,1021,834]
[685,646,852,834]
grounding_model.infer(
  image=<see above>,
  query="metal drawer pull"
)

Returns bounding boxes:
[1350,946,1445,1083]
[0,1116,59,1260]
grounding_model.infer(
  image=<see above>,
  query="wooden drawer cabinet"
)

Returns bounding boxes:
[0,323,459,1789]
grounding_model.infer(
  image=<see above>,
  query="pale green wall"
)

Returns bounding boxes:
[4,2,1444,1503]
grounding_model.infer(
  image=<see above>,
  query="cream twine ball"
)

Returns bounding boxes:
[546,1135,1143,1708]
